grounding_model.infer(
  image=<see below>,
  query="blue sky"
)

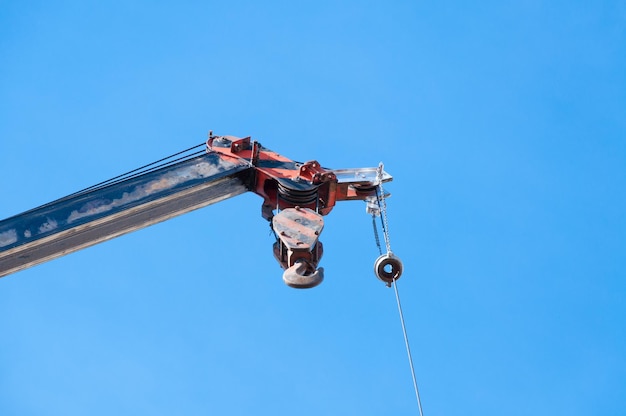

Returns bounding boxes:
[1,1,625,415]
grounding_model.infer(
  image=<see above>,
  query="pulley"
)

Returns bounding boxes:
[374,252,403,285]
[272,207,325,289]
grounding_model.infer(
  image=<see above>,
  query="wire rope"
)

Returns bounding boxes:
[78,149,206,192]
[67,143,206,196]
[392,277,425,416]
[371,163,424,414]
[29,143,207,212]
[372,214,383,256]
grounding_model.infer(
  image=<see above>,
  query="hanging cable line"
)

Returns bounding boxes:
[372,215,382,256]
[393,278,425,416]
[370,164,424,415]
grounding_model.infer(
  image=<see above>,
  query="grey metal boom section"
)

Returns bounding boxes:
[0,153,253,278]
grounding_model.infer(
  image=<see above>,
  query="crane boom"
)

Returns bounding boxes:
[0,134,395,287]
[0,152,252,278]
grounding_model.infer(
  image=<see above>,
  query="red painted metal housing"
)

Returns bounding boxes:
[207,135,385,219]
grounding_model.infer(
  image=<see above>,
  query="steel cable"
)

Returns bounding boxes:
[371,163,424,414]
[30,143,207,211]
[68,143,206,196]
[393,278,425,416]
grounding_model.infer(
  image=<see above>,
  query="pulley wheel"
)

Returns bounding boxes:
[374,253,403,284]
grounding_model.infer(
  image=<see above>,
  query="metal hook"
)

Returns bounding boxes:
[282,260,324,289]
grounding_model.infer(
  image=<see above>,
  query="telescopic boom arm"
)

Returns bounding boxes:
[0,134,394,288]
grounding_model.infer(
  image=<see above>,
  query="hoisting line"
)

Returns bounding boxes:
[392,277,424,416]
[372,163,424,415]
